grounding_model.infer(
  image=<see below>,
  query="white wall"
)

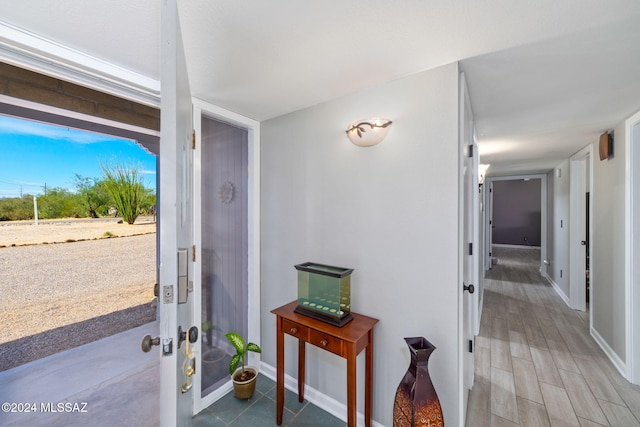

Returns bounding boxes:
[260,63,461,426]
[592,121,627,361]
[547,160,570,298]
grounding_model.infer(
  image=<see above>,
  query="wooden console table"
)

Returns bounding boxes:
[271,300,379,427]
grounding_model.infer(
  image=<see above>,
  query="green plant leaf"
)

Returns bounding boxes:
[247,343,262,353]
[229,354,241,376]
[225,332,245,354]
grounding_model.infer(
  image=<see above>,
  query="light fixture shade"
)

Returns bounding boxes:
[346,118,392,147]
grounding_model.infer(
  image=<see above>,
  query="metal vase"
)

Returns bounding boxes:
[393,337,444,427]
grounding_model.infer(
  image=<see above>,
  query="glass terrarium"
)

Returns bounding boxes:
[294,262,354,327]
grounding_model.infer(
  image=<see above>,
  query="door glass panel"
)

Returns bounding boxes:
[200,116,248,395]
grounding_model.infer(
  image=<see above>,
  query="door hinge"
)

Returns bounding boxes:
[468,243,473,255]
[489,251,492,257]
[192,130,196,149]
[192,244,196,262]
[468,144,473,158]
[468,339,474,353]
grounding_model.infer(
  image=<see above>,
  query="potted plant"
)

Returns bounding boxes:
[225,332,262,399]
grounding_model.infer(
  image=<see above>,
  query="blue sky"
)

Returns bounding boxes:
[0,115,156,198]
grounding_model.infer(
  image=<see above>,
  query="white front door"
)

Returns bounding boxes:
[158,0,196,425]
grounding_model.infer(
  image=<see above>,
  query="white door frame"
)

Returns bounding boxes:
[483,174,548,276]
[625,110,640,385]
[569,145,593,312]
[192,100,261,413]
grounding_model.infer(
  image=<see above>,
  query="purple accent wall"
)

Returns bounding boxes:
[493,179,541,246]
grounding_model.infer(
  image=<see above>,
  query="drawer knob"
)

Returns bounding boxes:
[320,339,328,347]
[290,327,298,334]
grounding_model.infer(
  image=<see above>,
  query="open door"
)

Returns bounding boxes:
[157,1,196,425]
[487,181,494,271]
[569,150,589,311]
[459,72,476,421]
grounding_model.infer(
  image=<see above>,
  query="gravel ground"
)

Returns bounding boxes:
[0,233,156,371]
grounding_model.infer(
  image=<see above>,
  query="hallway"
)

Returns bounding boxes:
[466,246,640,426]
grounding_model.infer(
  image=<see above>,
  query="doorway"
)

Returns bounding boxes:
[484,174,548,277]
[198,115,249,396]
[626,111,640,384]
[192,101,261,414]
[569,147,592,312]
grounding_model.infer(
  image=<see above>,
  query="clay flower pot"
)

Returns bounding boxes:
[231,366,258,400]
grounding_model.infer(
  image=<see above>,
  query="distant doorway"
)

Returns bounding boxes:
[484,174,548,277]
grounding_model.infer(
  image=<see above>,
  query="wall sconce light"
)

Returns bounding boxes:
[345,118,392,147]
[478,164,490,184]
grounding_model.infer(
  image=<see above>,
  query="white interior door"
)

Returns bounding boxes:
[487,181,494,270]
[570,153,588,311]
[459,72,476,421]
[159,0,196,425]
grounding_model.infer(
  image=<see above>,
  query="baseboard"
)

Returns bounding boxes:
[590,327,627,378]
[260,362,386,427]
[492,243,541,250]
[544,274,571,307]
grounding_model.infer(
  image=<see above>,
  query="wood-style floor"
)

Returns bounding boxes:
[466,246,640,426]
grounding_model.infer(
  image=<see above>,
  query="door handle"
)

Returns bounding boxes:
[178,325,199,349]
[463,283,475,294]
[141,335,160,352]
[581,240,587,246]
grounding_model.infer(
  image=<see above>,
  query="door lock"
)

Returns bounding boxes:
[463,283,475,294]
[178,325,199,349]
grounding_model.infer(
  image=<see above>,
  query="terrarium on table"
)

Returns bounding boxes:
[294,262,354,327]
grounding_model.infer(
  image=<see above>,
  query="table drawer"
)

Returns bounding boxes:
[283,319,308,340]
[309,330,343,356]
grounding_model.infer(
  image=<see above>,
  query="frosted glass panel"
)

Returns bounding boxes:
[200,116,248,395]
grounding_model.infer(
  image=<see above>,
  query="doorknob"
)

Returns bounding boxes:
[178,325,199,349]
[463,283,475,294]
[141,335,160,352]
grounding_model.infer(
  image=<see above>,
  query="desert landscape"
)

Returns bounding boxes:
[0,217,157,371]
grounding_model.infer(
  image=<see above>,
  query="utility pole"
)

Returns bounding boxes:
[33,196,38,226]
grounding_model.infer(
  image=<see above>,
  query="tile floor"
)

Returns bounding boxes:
[466,246,640,426]
[8,245,638,426]
[193,375,345,426]
[0,320,341,427]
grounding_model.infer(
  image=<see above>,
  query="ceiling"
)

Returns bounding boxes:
[0,1,639,176]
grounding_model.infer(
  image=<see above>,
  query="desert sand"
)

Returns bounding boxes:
[0,216,156,247]
[0,217,156,371]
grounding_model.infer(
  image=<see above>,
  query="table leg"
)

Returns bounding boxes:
[298,339,305,402]
[365,330,374,427]
[276,317,284,425]
[346,344,357,427]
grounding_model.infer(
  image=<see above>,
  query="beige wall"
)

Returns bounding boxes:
[592,122,627,361]
[260,63,461,426]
